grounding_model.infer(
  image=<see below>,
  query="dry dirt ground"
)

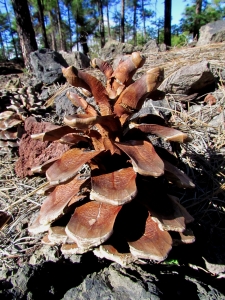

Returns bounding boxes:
[0,44,225,299]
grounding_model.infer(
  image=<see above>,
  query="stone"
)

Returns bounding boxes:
[100,39,135,60]
[142,40,159,53]
[59,51,90,69]
[197,20,225,46]
[159,61,215,95]
[30,48,68,85]
[62,264,161,300]
[54,87,79,118]
[15,117,70,177]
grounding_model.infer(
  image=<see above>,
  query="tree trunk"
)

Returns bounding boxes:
[11,0,37,69]
[0,31,6,59]
[98,0,105,48]
[120,0,125,42]
[67,4,72,51]
[4,0,18,59]
[193,0,202,40]
[164,0,171,47]
[106,2,111,38]
[133,0,137,46]
[142,0,146,42]
[48,11,57,51]
[56,0,66,51]
[37,0,49,48]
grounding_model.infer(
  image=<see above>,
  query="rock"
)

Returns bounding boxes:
[197,20,225,46]
[15,117,70,177]
[59,51,90,69]
[29,245,60,265]
[100,39,135,60]
[30,48,68,85]
[54,87,79,118]
[159,61,215,95]
[62,264,161,300]
[159,43,167,52]
[142,40,159,53]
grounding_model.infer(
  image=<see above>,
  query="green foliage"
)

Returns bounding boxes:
[181,0,225,36]
[171,33,188,47]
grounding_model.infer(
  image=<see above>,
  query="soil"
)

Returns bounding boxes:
[0,47,225,299]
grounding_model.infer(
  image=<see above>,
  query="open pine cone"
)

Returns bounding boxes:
[29,52,195,266]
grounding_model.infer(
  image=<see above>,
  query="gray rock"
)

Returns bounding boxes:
[54,87,79,118]
[29,245,61,265]
[159,61,215,95]
[100,39,135,60]
[197,20,225,46]
[62,264,161,300]
[30,48,68,85]
[142,40,159,53]
[159,43,167,52]
[59,51,90,69]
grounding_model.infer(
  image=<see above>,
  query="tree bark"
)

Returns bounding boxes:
[106,2,111,38]
[37,0,49,48]
[98,0,105,48]
[120,0,125,42]
[4,0,18,59]
[142,0,146,42]
[67,4,72,51]
[133,0,137,46]
[11,0,37,69]
[56,0,66,51]
[0,31,6,59]
[193,0,202,39]
[164,0,171,47]
[48,11,57,51]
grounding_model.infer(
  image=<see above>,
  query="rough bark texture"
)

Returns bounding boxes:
[164,0,171,47]
[37,0,49,49]
[11,0,38,70]
[120,0,125,43]
[193,0,202,40]
[98,0,105,48]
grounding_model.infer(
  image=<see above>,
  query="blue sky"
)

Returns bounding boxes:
[154,0,192,25]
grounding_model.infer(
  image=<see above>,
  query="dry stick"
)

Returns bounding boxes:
[3,182,49,211]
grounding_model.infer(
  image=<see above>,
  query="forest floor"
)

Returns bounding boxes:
[0,43,225,299]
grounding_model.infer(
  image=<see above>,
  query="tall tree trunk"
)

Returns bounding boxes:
[0,31,6,59]
[4,0,18,59]
[37,0,49,48]
[76,8,79,51]
[193,0,202,40]
[56,0,66,51]
[106,2,111,38]
[133,0,137,46]
[98,0,105,48]
[120,0,125,42]
[11,0,37,69]
[67,4,72,51]
[164,0,171,47]
[142,0,146,42]
[48,11,57,51]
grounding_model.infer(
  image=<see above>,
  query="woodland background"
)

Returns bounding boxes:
[0,0,225,69]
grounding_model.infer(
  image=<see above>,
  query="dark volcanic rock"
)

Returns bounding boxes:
[54,87,79,118]
[15,117,69,177]
[30,49,68,85]
[63,264,161,300]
